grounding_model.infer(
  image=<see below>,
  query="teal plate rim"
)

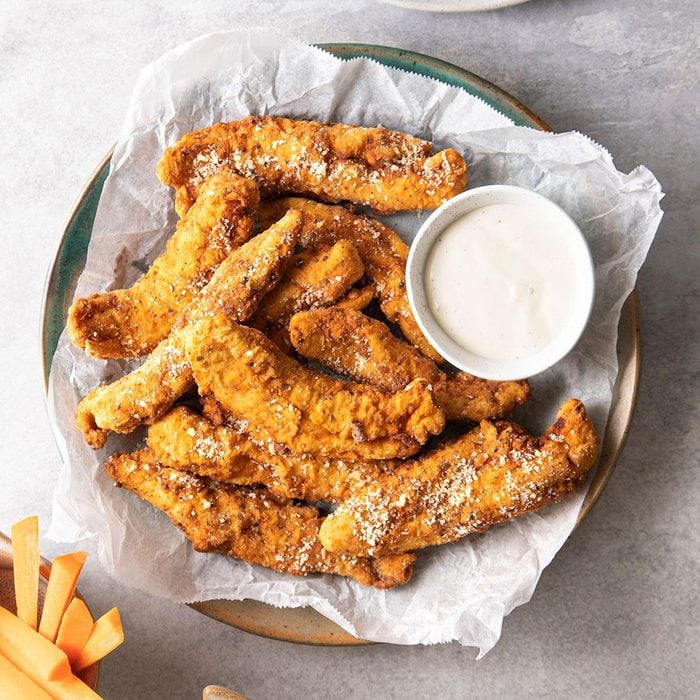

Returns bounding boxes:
[40,43,641,647]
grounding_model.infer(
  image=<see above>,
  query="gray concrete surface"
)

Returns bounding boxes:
[0,1,698,698]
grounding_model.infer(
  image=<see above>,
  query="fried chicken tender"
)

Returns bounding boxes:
[67,172,260,359]
[335,286,375,311]
[258,197,443,363]
[250,239,364,349]
[319,400,599,556]
[146,406,397,503]
[289,307,530,422]
[106,449,415,589]
[182,314,446,460]
[157,116,466,217]
[76,211,302,448]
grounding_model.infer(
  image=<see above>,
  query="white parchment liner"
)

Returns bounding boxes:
[47,29,663,655]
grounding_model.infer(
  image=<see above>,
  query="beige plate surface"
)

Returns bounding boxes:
[42,45,641,647]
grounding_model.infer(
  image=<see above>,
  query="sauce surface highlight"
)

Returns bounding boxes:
[425,203,580,361]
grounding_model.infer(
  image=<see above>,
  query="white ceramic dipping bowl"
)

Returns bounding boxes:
[406,185,595,381]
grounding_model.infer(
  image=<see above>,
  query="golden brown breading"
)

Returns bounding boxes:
[106,449,415,589]
[146,406,397,503]
[76,339,194,449]
[76,211,302,448]
[318,400,599,556]
[289,307,530,422]
[157,116,466,217]
[182,314,446,460]
[335,286,375,311]
[250,239,364,348]
[67,172,260,359]
[258,197,443,363]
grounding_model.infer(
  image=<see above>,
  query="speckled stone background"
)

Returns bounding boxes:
[1,1,698,698]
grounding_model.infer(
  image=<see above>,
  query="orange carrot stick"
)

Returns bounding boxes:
[38,551,87,643]
[39,671,102,700]
[74,607,124,672]
[0,651,53,700]
[55,597,94,668]
[10,516,40,630]
[0,605,70,680]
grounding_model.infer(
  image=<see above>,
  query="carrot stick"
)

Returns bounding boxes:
[0,612,101,698]
[0,651,53,700]
[10,516,40,630]
[38,551,87,643]
[0,605,70,680]
[39,670,102,700]
[74,607,124,672]
[55,597,94,668]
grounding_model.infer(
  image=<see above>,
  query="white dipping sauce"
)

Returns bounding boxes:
[424,203,580,362]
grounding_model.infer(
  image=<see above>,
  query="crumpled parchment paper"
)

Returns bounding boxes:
[47,29,663,655]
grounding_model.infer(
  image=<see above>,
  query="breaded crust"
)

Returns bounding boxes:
[335,286,375,311]
[157,116,466,216]
[146,406,398,503]
[289,307,530,422]
[68,172,260,359]
[76,338,194,449]
[106,449,415,589]
[250,239,364,350]
[76,211,302,448]
[318,400,599,556]
[259,197,443,363]
[182,314,446,460]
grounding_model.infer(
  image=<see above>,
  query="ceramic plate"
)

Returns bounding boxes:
[41,44,640,646]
